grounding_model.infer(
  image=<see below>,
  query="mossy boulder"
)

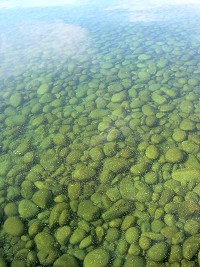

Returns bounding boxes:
[9,93,22,107]
[37,248,59,266]
[3,216,24,236]
[124,255,145,267]
[84,248,110,267]
[89,147,104,161]
[182,236,200,260]
[180,118,195,131]
[53,254,79,267]
[69,228,86,245]
[102,199,132,221]
[103,157,130,173]
[72,164,96,181]
[78,200,100,222]
[89,109,110,119]
[172,129,187,142]
[165,148,184,163]
[4,203,18,216]
[145,145,159,160]
[18,199,39,219]
[34,232,55,250]
[111,92,126,103]
[55,226,72,246]
[172,168,200,182]
[66,150,82,165]
[37,83,49,95]
[5,115,26,127]
[32,189,53,209]
[142,105,155,116]
[147,242,169,262]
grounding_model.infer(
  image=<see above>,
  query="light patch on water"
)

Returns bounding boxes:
[0,21,90,77]
[106,0,200,22]
[0,0,82,8]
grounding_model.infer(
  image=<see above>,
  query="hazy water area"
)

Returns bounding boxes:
[0,0,200,266]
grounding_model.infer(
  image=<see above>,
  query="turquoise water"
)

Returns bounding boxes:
[0,1,200,266]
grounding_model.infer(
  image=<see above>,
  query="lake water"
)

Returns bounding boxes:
[0,0,200,266]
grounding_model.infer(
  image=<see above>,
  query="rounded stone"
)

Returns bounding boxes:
[4,216,24,236]
[180,118,195,131]
[32,189,52,209]
[165,148,184,163]
[84,248,110,267]
[172,129,187,142]
[34,232,55,250]
[78,200,100,222]
[145,145,159,160]
[147,242,169,262]
[18,199,39,219]
[4,203,18,216]
[124,255,145,267]
[9,93,22,107]
[72,165,96,181]
[53,254,79,267]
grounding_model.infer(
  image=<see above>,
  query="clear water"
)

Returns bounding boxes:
[0,1,200,266]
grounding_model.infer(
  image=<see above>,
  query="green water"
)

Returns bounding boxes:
[0,1,200,266]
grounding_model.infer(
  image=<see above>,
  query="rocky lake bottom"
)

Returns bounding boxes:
[0,2,200,266]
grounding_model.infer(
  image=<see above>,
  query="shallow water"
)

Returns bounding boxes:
[0,1,200,266]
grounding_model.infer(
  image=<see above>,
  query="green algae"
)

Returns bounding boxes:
[0,5,200,267]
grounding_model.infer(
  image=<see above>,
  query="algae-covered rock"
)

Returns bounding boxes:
[5,114,26,127]
[124,255,145,267]
[84,248,110,267]
[32,189,53,209]
[102,199,132,221]
[4,216,24,236]
[184,219,200,235]
[53,254,80,267]
[72,164,96,181]
[4,203,18,216]
[9,93,22,107]
[34,232,55,250]
[172,129,187,142]
[37,83,49,95]
[49,202,70,228]
[107,128,121,142]
[89,147,104,161]
[103,157,130,173]
[142,105,155,116]
[66,150,82,165]
[69,228,86,245]
[89,109,110,119]
[105,228,120,243]
[147,242,169,262]
[55,226,72,246]
[103,142,117,156]
[28,219,43,237]
[120,177,137,200]
[130,162,149,176]
[78,200,100,222]
[111,92,126,103]
[37,248,59,266]
[68,183,81,200]
[182,235,200,260]
[182,140,199,153]
[180,118,195,131]
[145,145,159,160]
[165,148,184,163]
[21,180,35,199]
[18,199,39,219]
[172,168,200,182]
[125,227,140,244]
